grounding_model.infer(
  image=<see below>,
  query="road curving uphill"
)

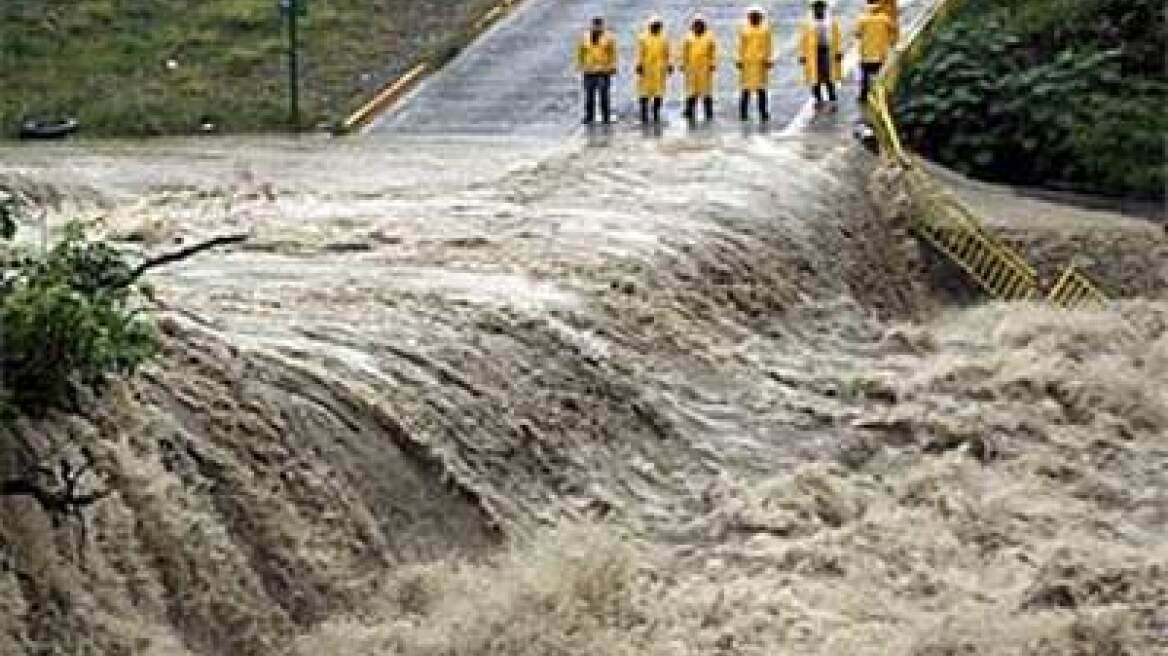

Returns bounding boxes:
[370,0,934,135]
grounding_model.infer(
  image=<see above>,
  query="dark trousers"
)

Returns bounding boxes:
[812,46,837,103]
[684,96,714,121]
[740,90,769,121]
[859,61,883,102]
[639,97,663,123]
[583,73,612,123]
[812,81,837,103]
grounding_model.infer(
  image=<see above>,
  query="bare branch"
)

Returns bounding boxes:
[118,233,248,288]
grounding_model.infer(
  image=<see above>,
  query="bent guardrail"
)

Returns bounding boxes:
[864,0,1108,308]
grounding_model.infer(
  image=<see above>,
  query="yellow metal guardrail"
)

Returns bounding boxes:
[907,169,1040,301]
[864,0,1108,307]
[1047,265,1108,308]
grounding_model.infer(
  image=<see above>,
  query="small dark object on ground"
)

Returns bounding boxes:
[853,121,879,154]
[19,117,79,140]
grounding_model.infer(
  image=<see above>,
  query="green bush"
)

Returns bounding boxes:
[1,202,157,415]
[895,0,1167,200]
[1069,84,1168,197]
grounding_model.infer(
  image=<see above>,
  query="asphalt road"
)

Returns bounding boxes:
[370,0,930,137]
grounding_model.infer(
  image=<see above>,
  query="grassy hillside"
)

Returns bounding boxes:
[0,0,496,136]
[896,0,1167,200]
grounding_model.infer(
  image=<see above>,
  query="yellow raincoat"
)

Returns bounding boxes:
[856,9,895,64]
[636,30,671,98]
[681,31,717,96]
[737,21,773,91]
[877,0,900,42]
[577,31,617,74]
[799,17,842,84]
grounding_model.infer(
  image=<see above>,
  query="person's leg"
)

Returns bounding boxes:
[684,96,696,120]
[817,47,831,102]
[859,62,881,102]
[640,97,650,123]
[758,89,769,121]
[826,80,837,103]
[812,84,824,104]
[740,90,751,121]
[583,74,597,123]
[599,74,612,123]
[652,97,663,123]
[703,96,714,121]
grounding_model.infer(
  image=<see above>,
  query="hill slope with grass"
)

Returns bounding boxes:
[0,0,495,136]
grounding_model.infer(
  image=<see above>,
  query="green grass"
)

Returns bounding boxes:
[0,0,497,136]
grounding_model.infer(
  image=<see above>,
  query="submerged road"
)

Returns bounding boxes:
[371,0,929,137]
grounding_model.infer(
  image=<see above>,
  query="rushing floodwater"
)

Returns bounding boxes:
[0,2,1164,651]
[1,129,1164,654]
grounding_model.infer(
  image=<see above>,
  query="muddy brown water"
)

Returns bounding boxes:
[2,129,1164,655]
[5,6,1164,656]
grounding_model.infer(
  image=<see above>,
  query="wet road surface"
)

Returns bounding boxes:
[371,0,931,137]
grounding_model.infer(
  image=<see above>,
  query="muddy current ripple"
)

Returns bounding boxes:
[1,133,1165,655]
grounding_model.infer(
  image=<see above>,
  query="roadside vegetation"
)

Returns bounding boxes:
[0,0,496,136]
[896,0,1167,200]
[0,194,156,416]
[0,190,245,418]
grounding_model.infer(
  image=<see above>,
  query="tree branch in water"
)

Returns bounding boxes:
[119,233,248,288]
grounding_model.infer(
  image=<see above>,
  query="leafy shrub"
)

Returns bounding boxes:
[972,0,1166,79]
[1,203,157,415]
[1069,83,1168,197]
[895,0,1167,200]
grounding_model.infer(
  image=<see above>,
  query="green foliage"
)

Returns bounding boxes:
[895,0,1167,200]
[1069,83,1168,197]
[973,0,1166,79]
[1,204,157,416]
[0,0,498,136]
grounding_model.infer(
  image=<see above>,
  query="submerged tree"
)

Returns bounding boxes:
[1,189,243,544]
[0,189,244,416]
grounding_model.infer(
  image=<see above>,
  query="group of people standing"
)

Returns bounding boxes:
[576,0,899,125]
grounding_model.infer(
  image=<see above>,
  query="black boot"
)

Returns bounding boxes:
[758,90,769,123]
[703,96,714,121]
[640,98,650,124]
[740,91,750,121]
[683,96,696,121]
[652,97,663,123]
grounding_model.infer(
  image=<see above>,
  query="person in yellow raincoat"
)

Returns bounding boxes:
[799,0,843,111]
[577,16,617,124]
[680,15,717,122]
[736,5,773,122]
[855,0,895,103]
[636,15,672,124]
[876,0,900,43]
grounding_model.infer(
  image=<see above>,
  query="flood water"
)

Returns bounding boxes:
[0,0,1165,651]
[2,127,1164,655]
